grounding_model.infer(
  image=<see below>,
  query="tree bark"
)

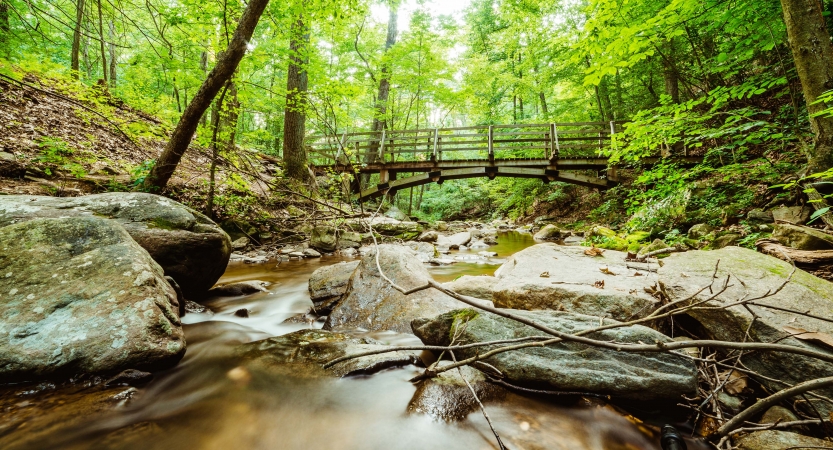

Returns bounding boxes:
[108,20,117,87]
[781,0,833,174]
[206,85,230,219]
[96,0,107,84]
[283,16,311,183]
[71,0,85,78]
[225,82,240,151]
[142,0,269,190]
[366,4,399,167]
[538,92,548,115]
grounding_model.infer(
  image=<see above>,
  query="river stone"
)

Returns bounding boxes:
[0,217,185,382]
[746,209,774,223]
[688,223,714,239]
[417,231,439,243]
[435,221,448,231]
[323,245,466,333]
[309,226,338,252]
[407,363,505,421]
[491,244,659,321]
[734,430,833,449]
[384,206,408,221]
[437,231,471,249]
[308,261,360,313]
[0,193,231,299]
[711,233,741,249]
[533,224,564,241]
[770,205,811,224]
[236,329,419,378]
[208,280,268,297]
[658,247,833,415]
[444,275,499,301]
[772,223,833,250]
[412,309,697,400]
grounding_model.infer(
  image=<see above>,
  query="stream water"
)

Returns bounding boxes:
[0,232,708,450]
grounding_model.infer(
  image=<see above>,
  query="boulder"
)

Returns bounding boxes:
[711,233,740,249]
[412,309,698,400]
[417,231,439,243]
[734,430,832,450]
[658,247,833,416]
[231,236,249,250]
[438,231,471,249]
[0,193,231,299]
[371,218,422,240]
[405,241,437,262]
[236,329,420,378]
[303,248,322,258]
[323,245,467,333]
[746,209,774,223]
[338,231,362,249]
[308,261,360,313]
[0,217,185,382]
[688,223,714,239]
[533,224,564,241]
[491,244,659,321]
[407,364,505,421]
[639,238,669,256]
[435,221,448,231]
[771,205,811,224]
[309,226,338,252]
[443,275,499,301]
[772,223,833,250]
[384,205,408,221]
[208,280,269,297]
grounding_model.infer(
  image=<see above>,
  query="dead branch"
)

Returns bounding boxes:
[756,238,833,265]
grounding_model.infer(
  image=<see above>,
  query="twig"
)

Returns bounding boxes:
[485,375,610,399]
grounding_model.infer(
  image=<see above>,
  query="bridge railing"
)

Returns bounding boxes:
[306,121,624,166]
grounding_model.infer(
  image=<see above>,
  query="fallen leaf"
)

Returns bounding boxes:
[539,271,550,278]
[720,370,749,395]
[593,280,605,289]
[584,245,605,257]
[783,326,833,350]
[633,272,643,276]
[599,266,616,275]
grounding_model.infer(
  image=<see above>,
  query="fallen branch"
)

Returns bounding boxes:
[716,376,833,438]
[756,238,833,265]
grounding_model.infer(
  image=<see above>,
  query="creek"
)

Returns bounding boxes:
[0,232,707,450]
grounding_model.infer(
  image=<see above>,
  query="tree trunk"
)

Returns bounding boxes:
[71,0,85,78]
[206,85,230,219]
[0,0,10,55]
[225,82,240,151]
[142,0,269,191]
[781,0,833,174]
[365,3,399,172]
[538,92,548,115]
[96,0,107,84]
[283,16,311,182]
[662,43,680,104]
[108,20,117,87]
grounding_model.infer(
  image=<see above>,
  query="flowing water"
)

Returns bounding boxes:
[0,232,708,450]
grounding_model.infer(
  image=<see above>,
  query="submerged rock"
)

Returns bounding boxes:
[412,309,697,400]
[208,280,269,297]
[323,245,468,333]
[308,261,360,313]
[0,193,231,299]
[491,244,659,321]
[658,247,833,415]
[408,364,505,421]
[0,217,185,382]
[236,329,420,378]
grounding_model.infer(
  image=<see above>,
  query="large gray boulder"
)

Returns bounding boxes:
[412,309,698,400]
[491,244,659,321]
[308,261,360,313]
[0,217,185,382]
[658,247,833,415]
[323,245,467,333]
[437,231,472,249]
[443,275,499,301]
[0,193,231,299]
[533,224,564,241]
[770,205,811,224]
[236,329,419,378]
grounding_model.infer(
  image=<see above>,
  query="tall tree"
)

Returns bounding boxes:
[71,0,85,78]
[283,15,311,182]
[0,0,9,55]
[143,0,271,190]
[367,2,399,163]
[780,0,833,174]
[96,0,107,83]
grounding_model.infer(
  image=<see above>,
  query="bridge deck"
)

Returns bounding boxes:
[304,122,701,200]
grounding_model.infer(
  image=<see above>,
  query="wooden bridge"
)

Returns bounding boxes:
[306,122,700,200]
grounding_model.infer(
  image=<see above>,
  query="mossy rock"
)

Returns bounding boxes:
[638,239,668,256]
[590,226,616,238]
[597,236,629,251]
[625,231,651,243]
